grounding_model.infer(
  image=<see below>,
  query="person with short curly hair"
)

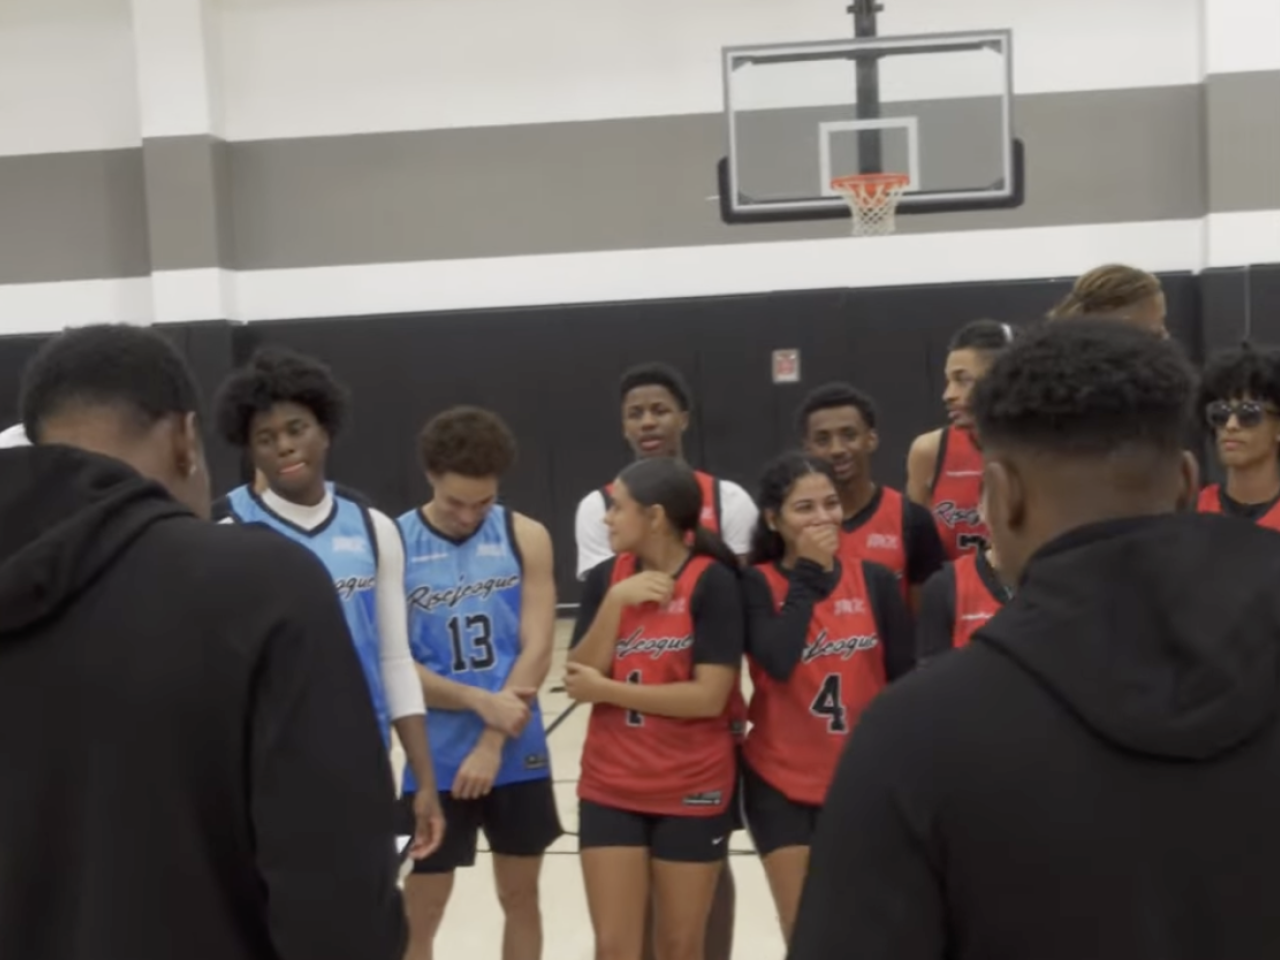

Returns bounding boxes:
[2,325,410,960]
[1196,343,1280,531]
[214,347,444,861]
[791,318,1280,960]
[397,406,562,960]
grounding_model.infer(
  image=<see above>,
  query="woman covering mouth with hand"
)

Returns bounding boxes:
[213,347,445,863]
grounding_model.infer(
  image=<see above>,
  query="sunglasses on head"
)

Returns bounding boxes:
[1206,399,1274,429]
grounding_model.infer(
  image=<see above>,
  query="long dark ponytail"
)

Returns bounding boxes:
[748,452,839,566]
[617,458,740,570]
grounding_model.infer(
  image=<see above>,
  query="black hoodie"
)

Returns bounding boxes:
[789,513,1280,960]
[0,446,407,960]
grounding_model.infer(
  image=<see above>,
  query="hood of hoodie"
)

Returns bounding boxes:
[979,513,1280,761]
[0,446,190,635]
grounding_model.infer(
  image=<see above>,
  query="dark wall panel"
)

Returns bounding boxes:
[0,266,1272,602]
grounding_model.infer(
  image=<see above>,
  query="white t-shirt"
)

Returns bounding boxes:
[220,487,426,722]
[574,477,759,579]
[0,425,29,448]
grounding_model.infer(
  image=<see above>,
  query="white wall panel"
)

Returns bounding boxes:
[1205,0,1280,74]
[216,0,1202,142]
[0,0,142,157]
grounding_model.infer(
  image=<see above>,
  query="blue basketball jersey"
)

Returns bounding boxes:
[398,504,550,792]
[225,484,391,744]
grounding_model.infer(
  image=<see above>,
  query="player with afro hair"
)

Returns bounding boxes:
[213,346,446,864]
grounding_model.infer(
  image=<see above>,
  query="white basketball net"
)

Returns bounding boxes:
[831,174,910,237]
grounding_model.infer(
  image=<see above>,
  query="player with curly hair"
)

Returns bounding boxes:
[791,318,1280,959]
[213,347,445,861]
[1196,343,1280,531]
[398,406,561,960]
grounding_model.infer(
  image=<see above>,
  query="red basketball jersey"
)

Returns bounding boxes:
[604,469,722,534]
[1197,484,1280,533]
[743,562,887,807]
[838,486,907,590]
[578,553,737,816]
[931,427,987,559]
[951,553,1005,648]
[604,471,743,737]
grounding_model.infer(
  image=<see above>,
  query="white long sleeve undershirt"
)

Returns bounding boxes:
[228,488,426,722]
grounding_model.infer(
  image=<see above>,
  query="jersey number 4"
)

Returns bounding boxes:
[810,674,848,734]
[447,614,496,673]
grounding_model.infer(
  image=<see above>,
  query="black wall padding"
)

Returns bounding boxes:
[0,266,1270,601]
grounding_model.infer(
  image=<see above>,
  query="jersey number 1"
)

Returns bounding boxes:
[810,674,848,734]
[624,670,644,727]
[448,614,496,672]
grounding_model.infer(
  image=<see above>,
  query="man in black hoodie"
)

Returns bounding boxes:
[0,325,408,960]
[789,319,1280,960]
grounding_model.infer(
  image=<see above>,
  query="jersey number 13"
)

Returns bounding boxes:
[448,614,496,673]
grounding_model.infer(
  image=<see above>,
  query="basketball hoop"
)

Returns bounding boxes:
[830,172,910,236]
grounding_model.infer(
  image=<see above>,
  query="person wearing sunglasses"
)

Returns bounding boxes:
[1197,344,1280,531]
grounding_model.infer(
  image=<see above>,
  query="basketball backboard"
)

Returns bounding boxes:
[719,30,1023,224]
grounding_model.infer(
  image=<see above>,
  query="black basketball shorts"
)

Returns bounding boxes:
[741,760,822,857]
[578,798,733,864]
[404,777,563,875]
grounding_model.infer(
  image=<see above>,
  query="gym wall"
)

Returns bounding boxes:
[0,0,1277,326]
[1,0,1279,597]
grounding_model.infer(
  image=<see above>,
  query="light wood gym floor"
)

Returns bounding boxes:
[392,619,787,960]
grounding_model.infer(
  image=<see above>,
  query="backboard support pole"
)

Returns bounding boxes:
[848,0,885,174]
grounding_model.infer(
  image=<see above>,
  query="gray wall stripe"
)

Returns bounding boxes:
[142,135,231,272]
[1206,71,1280,213]
[0,150,150,285]
[0,73,1276,285]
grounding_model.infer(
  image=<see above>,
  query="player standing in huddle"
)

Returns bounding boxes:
[915,489,1013,661]
[906,320,1014,559]
[214,348,444,858]
[575,363,758,576]
[1196,344,1280,531]
[397,407,561,960]
[1049,263,1167,338]
[572,361,752,960]
[567,458,744,960]
[798,383,944,609]
[740,453,913,942]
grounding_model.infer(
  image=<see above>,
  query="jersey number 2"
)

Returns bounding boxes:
[448,614,496,672]
[810,674,848,734]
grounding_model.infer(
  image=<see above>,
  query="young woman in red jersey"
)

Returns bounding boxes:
[906,319,1014,559]
[916,487,1014,661]
[740,453,914,942]
[565,457,744,960]
[1197,344,1280,531]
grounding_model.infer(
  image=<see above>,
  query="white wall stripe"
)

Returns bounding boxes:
[0,278,152,336]
[1205,211,1280,269]
[3,213,1276,336]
